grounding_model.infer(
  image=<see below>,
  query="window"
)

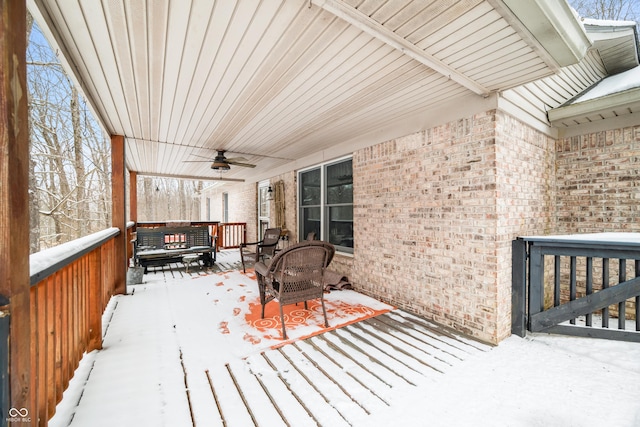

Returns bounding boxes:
[258,181,270,239]
[299,158,353,253]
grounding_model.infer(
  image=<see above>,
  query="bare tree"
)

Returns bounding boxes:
[137,177,203,222]
[27,22,112,251]
[570,0,640,25]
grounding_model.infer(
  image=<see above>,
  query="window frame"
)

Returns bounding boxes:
[298,156,353,254]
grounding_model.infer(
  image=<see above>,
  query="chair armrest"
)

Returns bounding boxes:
[257,241,278,249]
[255,261,270,276]
[240,240,263,248]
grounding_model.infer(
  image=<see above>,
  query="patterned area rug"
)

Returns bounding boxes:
[215,269,393,347]
[244,297,391,343]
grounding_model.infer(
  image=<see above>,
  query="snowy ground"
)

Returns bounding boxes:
[49,253,640,427]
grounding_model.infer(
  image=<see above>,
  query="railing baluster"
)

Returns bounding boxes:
[586,257,593,327]
[570,256,577,325]
[46,276,56,418]
[636,260,640,332]
[554,255,561,307]
[37,282,47,425]
[602,258,609,328]
[619,259,626,330]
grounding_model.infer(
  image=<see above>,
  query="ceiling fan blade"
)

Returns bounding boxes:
[210,177,245,182]
[226,160,256,168]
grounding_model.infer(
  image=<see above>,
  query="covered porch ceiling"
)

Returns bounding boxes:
[28,0,588,184]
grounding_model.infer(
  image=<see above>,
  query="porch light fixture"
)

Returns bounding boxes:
[267,186,274,200]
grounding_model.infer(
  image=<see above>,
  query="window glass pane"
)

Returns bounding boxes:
[258,186,268,215]
[301,168,321,206]
[301,207,321,240]
[328,206,353,248]
[326,160,352,204]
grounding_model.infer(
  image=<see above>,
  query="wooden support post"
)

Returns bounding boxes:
[0,0,31,417]
[112,135,127,294]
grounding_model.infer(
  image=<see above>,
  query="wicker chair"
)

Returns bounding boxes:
[254,240,335,339]
[239,227,281,273]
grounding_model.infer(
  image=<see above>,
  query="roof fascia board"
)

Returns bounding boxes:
[588,28,635,42]
[548,87,640,124]
[556,112,640,138]
[501,0,591,67]
[311,0,491,97]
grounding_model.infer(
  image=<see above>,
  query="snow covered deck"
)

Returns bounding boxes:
[49,251,640,427]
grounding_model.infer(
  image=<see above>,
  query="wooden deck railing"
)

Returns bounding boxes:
[133,221,247,250]
[512,233,640,342]
[28,228,120,425]
[214,222,247,249]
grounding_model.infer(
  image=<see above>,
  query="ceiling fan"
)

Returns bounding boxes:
[184,150,256,171]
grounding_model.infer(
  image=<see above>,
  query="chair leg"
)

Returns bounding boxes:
[320,298,329,328]
[279,303,287,339]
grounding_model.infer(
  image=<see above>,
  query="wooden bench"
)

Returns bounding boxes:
[133,225,217,272]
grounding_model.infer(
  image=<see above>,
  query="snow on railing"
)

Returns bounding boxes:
[28,227,121,424]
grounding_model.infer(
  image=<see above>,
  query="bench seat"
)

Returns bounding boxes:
[133,226,217,272]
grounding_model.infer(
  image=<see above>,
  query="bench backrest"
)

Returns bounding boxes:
[136,226,212,249]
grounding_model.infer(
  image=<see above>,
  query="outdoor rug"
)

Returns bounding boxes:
[213,268,394,349]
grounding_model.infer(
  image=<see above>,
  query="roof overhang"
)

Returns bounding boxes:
[500,0,591,67]
[549,87,640,121]
[25,0,594,184]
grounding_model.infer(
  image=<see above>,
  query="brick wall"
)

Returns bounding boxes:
[495,111,557,340]
[203,118,638,344]
[556,126,640,233]
[352,112,503,342]
[349,111,557,344]
[229,183,258,242]
[203,183,258,242]
[555,125,640,319]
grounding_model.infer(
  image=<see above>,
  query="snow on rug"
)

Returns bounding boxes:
[210,268,393,349]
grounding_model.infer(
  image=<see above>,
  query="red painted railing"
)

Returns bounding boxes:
[214,222,247,249]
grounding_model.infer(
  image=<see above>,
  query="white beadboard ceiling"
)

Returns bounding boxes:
[28,0,584,183]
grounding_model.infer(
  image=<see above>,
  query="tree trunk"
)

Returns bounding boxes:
[71,86,86,237]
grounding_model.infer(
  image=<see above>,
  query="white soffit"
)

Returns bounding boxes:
[501,0,591,67]
[26,0,573,183]
[583,20,639,75]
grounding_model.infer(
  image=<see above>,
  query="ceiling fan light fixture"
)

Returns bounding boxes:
[211,160,230,171]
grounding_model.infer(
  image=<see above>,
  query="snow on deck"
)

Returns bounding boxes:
[49,251,640,427]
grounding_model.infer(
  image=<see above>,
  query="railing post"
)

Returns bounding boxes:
[0,0,31,420]
[511,238,527,337]
[528,245,545,332]
[0,306,9,426]
[111,135,127,295]
[216,224,224,250]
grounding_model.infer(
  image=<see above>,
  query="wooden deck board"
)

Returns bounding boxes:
[51,254,492,427]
